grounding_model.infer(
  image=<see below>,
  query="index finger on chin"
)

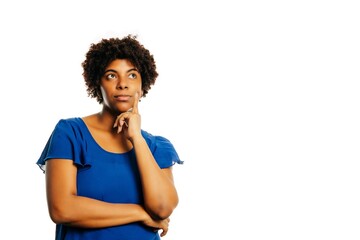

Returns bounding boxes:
[132,91,140,114]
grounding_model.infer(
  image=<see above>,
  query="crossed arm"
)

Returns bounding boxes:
[45,144,177,235]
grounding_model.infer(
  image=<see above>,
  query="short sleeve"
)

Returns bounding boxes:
[153,136,184,168]
[36,119,91,172]
[142,130,183,168]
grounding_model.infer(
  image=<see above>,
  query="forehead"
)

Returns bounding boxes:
[106,59,137,70]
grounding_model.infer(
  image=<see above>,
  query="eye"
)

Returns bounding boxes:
[128,73,137,79]
[106,73,117,80]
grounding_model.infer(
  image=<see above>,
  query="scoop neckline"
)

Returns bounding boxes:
[78,117,134,155]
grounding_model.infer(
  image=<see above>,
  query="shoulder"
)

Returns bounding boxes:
[56,117,83,126]
[141,130,183,167]
[54,117,84,131]
[141,130,174,151]
[51,117,86,139]
[141,130,173,147]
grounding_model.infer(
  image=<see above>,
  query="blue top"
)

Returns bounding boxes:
[36,118,183,240]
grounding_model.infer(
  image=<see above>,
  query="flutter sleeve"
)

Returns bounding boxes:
[36,119,91,173]
[142,130,184,168]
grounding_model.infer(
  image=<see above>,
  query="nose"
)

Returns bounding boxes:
[116,76,128,89]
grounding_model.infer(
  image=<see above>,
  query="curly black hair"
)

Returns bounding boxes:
[81,35,158,104]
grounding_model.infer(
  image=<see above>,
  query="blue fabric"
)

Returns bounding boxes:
[36,118,183,240]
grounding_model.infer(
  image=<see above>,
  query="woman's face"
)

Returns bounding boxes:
[100,59,142,113]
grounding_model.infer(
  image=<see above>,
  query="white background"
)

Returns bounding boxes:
[0,0,359,239]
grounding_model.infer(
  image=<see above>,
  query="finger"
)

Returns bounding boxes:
[118,119,125,133]
[160,228,168,237]
[113,116,120,128]
[113,113,125,128]
[132,91,140,114]
[119,118,128,128]
[114,113,130,133]
[117,120,127,133]
[117,125,122,133]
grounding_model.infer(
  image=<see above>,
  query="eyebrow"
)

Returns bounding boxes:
[104,68,139,74]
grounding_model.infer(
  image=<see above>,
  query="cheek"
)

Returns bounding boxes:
[136,81,142,94]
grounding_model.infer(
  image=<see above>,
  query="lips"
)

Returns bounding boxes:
[114,95,131,101]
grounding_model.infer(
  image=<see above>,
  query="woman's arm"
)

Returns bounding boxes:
[131,136,179,220]
[45,158,168,231]
[115,93,179,220]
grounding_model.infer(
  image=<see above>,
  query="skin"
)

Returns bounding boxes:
[45,59,179,237]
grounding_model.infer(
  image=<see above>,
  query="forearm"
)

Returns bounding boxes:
[131,136,179,218]
[49,195,147,228]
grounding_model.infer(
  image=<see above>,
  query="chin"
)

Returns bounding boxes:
[116,105,132,113]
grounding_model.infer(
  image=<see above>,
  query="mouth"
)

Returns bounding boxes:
[114,94,131,101]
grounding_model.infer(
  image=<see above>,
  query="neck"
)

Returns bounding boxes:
[96,106,119,132]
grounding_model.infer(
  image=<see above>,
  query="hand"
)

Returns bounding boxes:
[142,217,170,237]
[113,92,142,141]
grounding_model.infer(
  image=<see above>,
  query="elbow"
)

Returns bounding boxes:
[48,204,73,225]
[156,208,174,220]
[146,200,178,220]
[148,207,173,220]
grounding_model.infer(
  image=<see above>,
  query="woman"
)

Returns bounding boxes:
[36,35,183,240]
